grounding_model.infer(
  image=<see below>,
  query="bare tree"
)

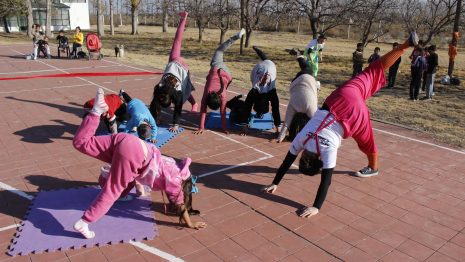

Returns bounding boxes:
[26,0,33,37]
[162,0,171,32]
[269,0,294,31]
[211,0,237,43]
[242,0,272,47]
[353,0,396,46]
[97,0,105,36]
[110,0,115,35]
[45,0,52,37]
[0,0,26,34]
[129,0,142,34]
[294,0,362,39]
[185,0,213,43]
[400,0,464,44]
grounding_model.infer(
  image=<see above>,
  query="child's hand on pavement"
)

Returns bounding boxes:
[296,206,319,218]
[262,184,278,194]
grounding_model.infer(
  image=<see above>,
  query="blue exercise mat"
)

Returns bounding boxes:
[205,112,274,130]
[97,122,184,148]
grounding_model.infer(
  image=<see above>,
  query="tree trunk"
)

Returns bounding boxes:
[297,17,300,34]
[97,0,105,36]
[45,0,52,37]
[198,23,203,43]
[219,28,226,44]
[3,17,10,33]
[26,0,33,38]
[448,0,462,77]
[119,13,123,26]
[245,29,252,47]
[310,16,318,39]
[131,7,138,34]
[110,0,114,35]
[162,7,168,32]
[274,20,279,32]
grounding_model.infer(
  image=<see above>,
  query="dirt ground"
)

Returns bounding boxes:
[1,24,464,148]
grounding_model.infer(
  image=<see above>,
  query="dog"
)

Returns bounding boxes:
[114,44,125,58]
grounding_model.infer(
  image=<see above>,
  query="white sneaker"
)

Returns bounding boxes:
[74,219,95,239]
[238,28,246,38]
[91,88,109,115]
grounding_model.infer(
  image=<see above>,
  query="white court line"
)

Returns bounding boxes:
[0,182,184,261]
[10,49,115,94]
[0,182,34,200]
[0,224,19,232]
[225,89,465,155]
[0,65,121,75]
[129,241,184,262]
[0,83,93,94]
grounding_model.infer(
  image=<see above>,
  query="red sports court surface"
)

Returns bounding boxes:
[1,44,465,262]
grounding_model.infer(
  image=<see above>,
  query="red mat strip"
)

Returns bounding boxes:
[0,71,162,81]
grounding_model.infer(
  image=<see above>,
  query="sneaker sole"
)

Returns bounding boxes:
[355,171,379,178]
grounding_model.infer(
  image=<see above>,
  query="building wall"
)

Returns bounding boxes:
[67,2,90,30]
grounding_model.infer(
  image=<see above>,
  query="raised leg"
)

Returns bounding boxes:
[169,12,188,62]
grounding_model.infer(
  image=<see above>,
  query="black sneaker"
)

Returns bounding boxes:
[355,167,379,178]
[408,31,419,46]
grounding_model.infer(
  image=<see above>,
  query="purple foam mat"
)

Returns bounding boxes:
[8,187,157,256]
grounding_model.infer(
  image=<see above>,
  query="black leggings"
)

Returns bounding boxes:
[121,91,132,103]
[292,56,313,82]
[245,88,281,126]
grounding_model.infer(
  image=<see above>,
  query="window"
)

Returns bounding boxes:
[52,8,70,26]
[33,10,46,26]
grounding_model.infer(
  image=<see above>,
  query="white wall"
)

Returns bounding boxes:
[68,2,90,30]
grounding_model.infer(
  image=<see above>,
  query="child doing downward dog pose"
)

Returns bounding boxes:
[276,55,319,143]
[242,46,281,135]
[73,88,206,239]
[262,32,419,218]
[119,90,158,143]
[84,94,130,134]
[194,29,246,134]
[150,11,198,133]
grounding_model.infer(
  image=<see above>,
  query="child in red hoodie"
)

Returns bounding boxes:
[194,29,246,134]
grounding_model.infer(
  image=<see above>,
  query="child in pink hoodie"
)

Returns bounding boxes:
[194,28,245,134]
[73,88,206,239]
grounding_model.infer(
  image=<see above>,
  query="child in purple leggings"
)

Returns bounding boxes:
[73,88,206,239]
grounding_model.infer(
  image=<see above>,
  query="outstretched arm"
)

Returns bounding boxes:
[262,151,297,193]
[297,168,333,218]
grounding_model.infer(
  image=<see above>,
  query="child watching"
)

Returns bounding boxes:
[352,43,364,77]
[387,42,401,88]
[409,47,427,101]
[368,47,381,64]
[424,45,438,100]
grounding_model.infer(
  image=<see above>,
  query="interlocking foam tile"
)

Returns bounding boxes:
[153,125,185,148]
[99,123,184,148]
[205,112,274,130]
[8,187,157,256]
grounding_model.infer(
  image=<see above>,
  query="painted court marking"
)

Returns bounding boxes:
[0,182,184,261]
[0,64,122,75]
[0,83,94,94]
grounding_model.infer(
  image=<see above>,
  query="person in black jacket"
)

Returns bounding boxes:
[424,45,438,100]
[387,42,401,88]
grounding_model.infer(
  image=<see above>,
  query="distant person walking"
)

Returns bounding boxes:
[304,34,327,77]
[352,43,364,77]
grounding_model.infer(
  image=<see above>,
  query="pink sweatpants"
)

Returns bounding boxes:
[169,15,188,69]
[73,113,148,223]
